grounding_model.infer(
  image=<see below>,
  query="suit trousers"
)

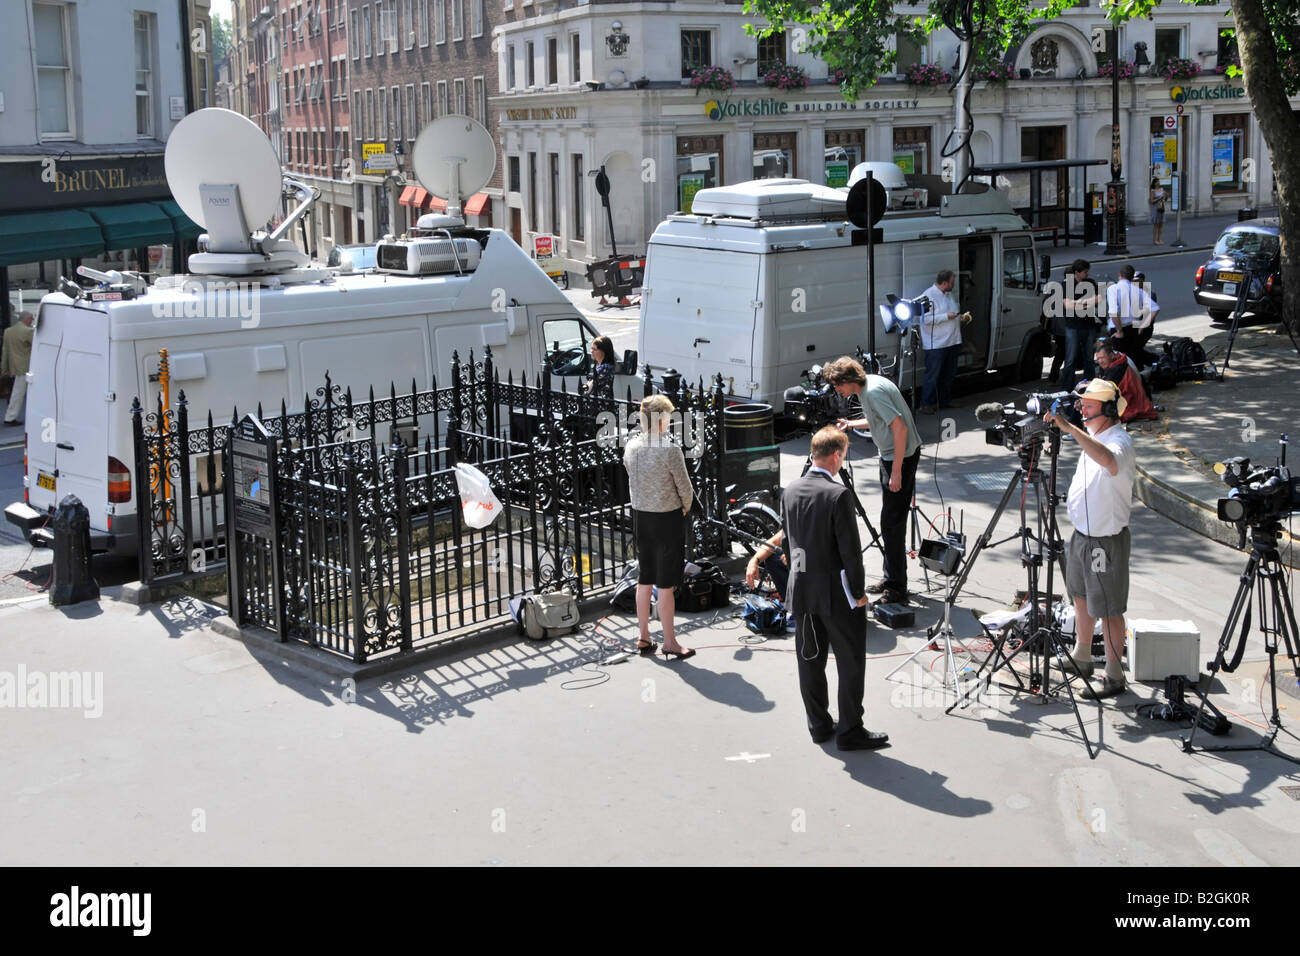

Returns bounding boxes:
[795,606,867,737]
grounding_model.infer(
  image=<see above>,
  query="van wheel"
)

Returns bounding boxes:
[1017,341,1046,382]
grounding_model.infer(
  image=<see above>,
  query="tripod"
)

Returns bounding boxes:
[945,426,1098,760]
[886,548,970,700]
[1182,521,1300,764]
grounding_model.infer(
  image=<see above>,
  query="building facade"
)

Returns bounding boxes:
[0,0,201,312]
[495,2,1293,267]
[346,0,502,245]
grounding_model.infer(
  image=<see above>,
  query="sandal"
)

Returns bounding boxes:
[662,647,696,661]
[636,639,656,656]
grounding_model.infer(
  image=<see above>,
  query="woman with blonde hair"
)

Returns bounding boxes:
[622,394,696,660]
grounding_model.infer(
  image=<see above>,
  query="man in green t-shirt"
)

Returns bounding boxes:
[824,356,922,606]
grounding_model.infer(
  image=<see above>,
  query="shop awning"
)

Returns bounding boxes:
[463,193,489,216]
[0,208,104,267]
[86,202,177,250]
[399,185,420,206]
[427,195,447,213]
[151,200,203,242]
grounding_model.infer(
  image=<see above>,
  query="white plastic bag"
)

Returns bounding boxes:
[453,463,503,529]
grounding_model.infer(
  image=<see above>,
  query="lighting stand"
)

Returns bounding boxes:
[1182,520,1300,765]
[886,544,970,701]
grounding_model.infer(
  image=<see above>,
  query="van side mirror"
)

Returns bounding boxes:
[621,349,638,375]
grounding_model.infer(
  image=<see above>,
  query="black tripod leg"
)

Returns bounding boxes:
[839,467,885,557]
[1184,553,1259,753]
[945,469,1025,607]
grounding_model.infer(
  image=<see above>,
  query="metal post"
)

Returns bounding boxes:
[1104,45,1129,256]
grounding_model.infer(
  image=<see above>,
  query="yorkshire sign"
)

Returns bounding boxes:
[1170,83,1247,103]
[704,96,927,121]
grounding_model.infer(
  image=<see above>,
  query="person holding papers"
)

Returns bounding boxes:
[779,426,889,752]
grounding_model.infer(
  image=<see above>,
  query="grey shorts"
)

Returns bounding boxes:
[1065,528,1130,618]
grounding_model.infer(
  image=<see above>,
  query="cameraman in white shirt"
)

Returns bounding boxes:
[1043,379,1137,700]
[917,270,967,413]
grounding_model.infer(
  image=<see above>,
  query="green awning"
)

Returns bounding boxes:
[151,200,203,242]
[86,202,177,250]
[0,208,105,266]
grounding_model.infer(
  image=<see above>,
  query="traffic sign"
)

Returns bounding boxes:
[364,153,397,172]
[1163,114,1178,131]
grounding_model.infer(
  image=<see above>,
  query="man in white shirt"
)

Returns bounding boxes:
[1104,263,1159,371]
[1044,378,1136,700]
[917,270,966,413]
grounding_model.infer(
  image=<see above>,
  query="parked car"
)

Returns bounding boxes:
[325,243,378,273]
[1194,219,1282,323]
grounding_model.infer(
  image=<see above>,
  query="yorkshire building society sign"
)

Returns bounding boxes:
[1170,83,1246,102]
[705,96,927,121]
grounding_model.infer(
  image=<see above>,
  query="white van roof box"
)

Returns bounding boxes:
[688,179,847,221]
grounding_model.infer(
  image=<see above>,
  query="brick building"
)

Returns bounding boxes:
[346,0,502,243]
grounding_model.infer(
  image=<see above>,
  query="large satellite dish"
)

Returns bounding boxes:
[411,115,496,219]
[165,108,282,235]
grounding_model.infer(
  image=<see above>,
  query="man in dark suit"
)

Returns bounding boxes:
[781,426,890,751]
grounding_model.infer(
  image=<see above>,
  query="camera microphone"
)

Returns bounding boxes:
[974,402,1006,425]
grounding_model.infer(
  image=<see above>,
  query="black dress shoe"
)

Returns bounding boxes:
[878,589,909,606]
[865,580,889,594]
[810,727,835,744]
[837,730,889,751]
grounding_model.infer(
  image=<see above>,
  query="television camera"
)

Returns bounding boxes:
[1215,446,1300,538]
[975,391,1081,453]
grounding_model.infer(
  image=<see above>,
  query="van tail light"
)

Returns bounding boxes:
[108,456,132,503]
[1267,274,1276,294]
[1195,265,1205,286]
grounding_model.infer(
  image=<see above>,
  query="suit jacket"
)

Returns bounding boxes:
[780,470,866,618]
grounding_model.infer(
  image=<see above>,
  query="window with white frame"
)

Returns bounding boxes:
[572,154,583,240]
[680,28,711,78]
[402,0,413,48]
[406,84,417,143]
[471,0,483,38]
[418,0,429,46]
[473,76,485,125]
[391,86,401,139]
[454,77,466,115]
[363,4,373,56]
[435,0,445,44]
[376,89,387,141]
[507,43,516,89]
[570,33,581,83]
[421,81,432,125]
[546,37,557,85]
[525,40,535,86]
[437,80,448,116]
[387,0,398,52]
[353,90,362,142]
[350,8,359,57]
[135,12,155,137]
[341,58,348,97]
[452,0,463,41]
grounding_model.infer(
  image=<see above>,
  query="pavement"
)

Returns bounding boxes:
[1,208,1298,868]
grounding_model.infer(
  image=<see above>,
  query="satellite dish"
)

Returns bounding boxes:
[165,108,282,235]
[411,115,496,219]
[846,178,888,230]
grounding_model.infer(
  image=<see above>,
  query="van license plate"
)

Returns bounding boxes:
[1222,282,1238,296]
[37,472,56,492]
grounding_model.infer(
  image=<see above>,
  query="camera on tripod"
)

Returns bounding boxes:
[976,392,1082,451]
[1215,456,1300,526]
[782,347,880,430]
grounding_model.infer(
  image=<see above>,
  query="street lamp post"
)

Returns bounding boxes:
[1104,41,1128,256]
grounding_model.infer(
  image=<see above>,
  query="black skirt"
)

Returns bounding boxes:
[634,509,686,588]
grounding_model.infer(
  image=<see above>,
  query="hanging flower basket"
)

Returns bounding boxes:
[1214,56,1241,75]
[690,66,735,93]
[1097,59,1135,79]
[904,63,952,87]
[760,63,810,90]
[979,61,1018,84]
[829,67,847,85]
[1157,57,1202,81]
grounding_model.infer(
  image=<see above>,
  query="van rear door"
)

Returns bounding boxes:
[639,246,760,395]
[25,304,111,529]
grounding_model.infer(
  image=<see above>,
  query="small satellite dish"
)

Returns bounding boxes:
[411,116,496,219]
[165,108,282,236]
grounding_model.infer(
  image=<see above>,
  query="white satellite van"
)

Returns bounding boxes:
[4,110,617,555]
[637,178,1048,415]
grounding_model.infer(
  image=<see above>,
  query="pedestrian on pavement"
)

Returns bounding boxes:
[916,270,968,413]
[1105,264,1159,371]
[825,356,922,607]
[1059,259,1102,390]
[1092,339,1158,422]
[1148,178,1166,246]
[584,334,616,401]
[779,425,886,751]
[1,311,35,426]
[622,394,696,660]
[1043,378,1136,700]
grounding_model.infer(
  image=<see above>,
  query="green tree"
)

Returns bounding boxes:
[212,12,232,66]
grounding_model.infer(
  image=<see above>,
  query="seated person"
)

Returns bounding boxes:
[1093,339,1158,422]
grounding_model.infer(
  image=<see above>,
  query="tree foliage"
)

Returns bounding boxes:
[211,12,232,66]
